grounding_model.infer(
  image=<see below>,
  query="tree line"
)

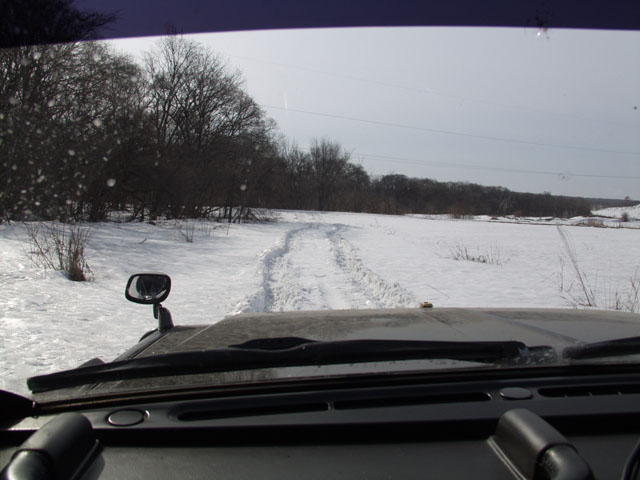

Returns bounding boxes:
[1,37,592,223]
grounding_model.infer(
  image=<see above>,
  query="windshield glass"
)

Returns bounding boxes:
[1,22,639,400]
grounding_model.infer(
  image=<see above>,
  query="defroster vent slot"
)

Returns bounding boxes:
[539,383,640,398]
[334,392,490,410]
[177,402,329,421]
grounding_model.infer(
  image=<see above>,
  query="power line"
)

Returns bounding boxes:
[290,147,639,180]
[354,152,640,180]
[231,54,441,95]
[262,104,640,157]
[231,53,640,128]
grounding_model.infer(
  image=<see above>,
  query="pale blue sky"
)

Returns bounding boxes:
[111,27,640,199]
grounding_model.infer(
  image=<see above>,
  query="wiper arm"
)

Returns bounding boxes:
[28,337,554,394]
[563,335,640,360]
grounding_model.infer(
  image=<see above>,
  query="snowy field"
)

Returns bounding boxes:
[2,208,640,395]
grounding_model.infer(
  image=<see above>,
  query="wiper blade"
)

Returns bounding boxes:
[28,338,553,394]
[563,335,640,360]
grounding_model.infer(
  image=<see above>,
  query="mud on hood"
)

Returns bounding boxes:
[128,307,640,359]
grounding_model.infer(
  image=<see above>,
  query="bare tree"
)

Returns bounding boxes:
[276,140,313,209]
[0,42,147,221]
[142,36,270,219]
[309,139,350,211]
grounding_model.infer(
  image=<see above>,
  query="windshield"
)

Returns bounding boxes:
[1,14,640,400]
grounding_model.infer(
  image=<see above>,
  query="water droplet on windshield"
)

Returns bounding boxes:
[67,149,76,156]
[92,118,103,127]
[47,99,56,107]
[106,178,116,187]
[8,96,18,106]
[240,184,247,191]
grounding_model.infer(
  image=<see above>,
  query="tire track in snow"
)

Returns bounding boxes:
[326,225,417,309]
[265,224,371,311]
[233,223,314,314]
[234,223,416,313]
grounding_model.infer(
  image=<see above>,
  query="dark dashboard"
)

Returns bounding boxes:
[3,367,640,479]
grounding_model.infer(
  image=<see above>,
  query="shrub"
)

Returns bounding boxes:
[557,226,639,312]
[621,212,630,223]
[610,271,640,313]
[26,223,92,281]
[449,243,505,266]
[236,208,280,223]
[557,227,596,306]
[199,222,216,238]
[178,221,195,243]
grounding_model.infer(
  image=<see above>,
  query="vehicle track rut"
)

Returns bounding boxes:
[235,223,416,313]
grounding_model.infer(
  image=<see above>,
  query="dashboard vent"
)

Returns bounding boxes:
[539,384,640,398]
[333,392,490,410]
[177,402,329,421]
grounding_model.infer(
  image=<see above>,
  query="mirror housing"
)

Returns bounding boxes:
[125,273,171,305]
[125,273,174,333]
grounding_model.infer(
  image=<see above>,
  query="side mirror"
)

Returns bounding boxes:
[125,273,171,304]
[125,273,173,333]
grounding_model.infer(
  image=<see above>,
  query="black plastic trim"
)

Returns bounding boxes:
[492,409,593,480]
[1,413,100,480]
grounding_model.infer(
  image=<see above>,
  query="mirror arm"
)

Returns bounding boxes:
[153,303,173,333]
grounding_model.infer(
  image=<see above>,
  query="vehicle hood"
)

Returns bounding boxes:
[31,307,640,401]
[127,307,640,360]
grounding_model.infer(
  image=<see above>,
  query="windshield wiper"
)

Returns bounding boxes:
[28,337,554,394]
[563,336,640,360]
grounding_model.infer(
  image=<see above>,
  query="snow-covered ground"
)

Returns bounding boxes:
[1,208,639,395]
